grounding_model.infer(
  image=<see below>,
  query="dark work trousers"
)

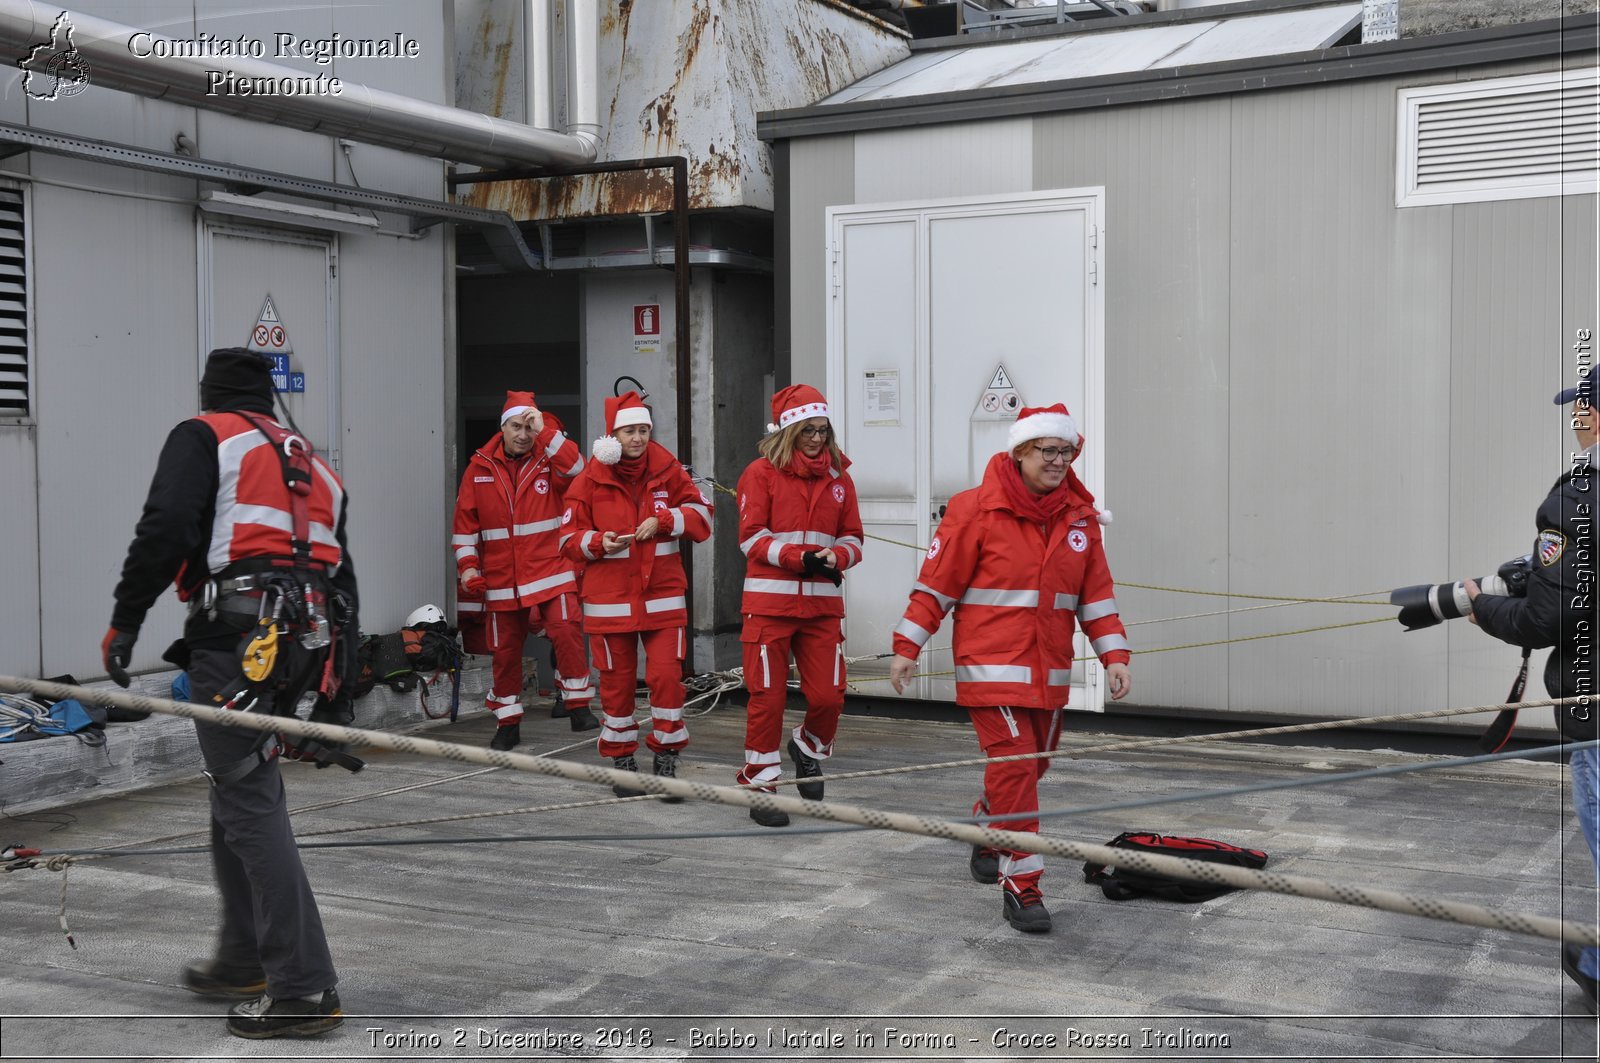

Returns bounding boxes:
[188,644,337,998]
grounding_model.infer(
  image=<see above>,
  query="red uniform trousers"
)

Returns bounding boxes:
[968,705,1062,901]
[485,592,592,725]
[591,627,688,758]
[736,615,846,787]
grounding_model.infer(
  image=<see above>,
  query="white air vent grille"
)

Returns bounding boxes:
[1398,68,1598,207]
[0,183,27,416]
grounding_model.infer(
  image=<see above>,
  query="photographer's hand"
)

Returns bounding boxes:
[1464,579,1480,624]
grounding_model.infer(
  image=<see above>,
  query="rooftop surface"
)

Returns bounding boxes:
[2,697,1598,1061]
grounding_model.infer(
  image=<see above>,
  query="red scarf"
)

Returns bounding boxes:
[615,453,649,484]
[784,449,834,479]
[993,452,1076,527]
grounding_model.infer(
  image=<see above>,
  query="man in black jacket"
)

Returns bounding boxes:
[1470,372,1597,1013]
[103,347,356,1039]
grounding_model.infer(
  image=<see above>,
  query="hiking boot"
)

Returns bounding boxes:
[748,787,790,828]
[567,705,600,732]
[182,958,265,1000]
[1564,944,1599,1013]
[611,755,645,798]
[488,722,520,751]
[226,989,343,1039]
[969,845,1000,885]
[787,738,825,800]
[547,690,566,718]
[652,751,685,803]
[1002,891,1052,934]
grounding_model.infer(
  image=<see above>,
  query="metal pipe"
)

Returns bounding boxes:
[527,0,554,131]
[0,0,597,169]
[566,0,603,154]
[672,155,694,668]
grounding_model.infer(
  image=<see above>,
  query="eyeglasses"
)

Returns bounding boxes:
[798,425,832,439]
[1032,444,1076,463]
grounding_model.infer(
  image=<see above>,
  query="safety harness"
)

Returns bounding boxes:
[203,413,361,785]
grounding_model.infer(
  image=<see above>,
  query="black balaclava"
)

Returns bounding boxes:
[200,347,275,413]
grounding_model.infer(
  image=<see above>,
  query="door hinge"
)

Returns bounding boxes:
[1089,256,1098,286]
[829,245,840,297]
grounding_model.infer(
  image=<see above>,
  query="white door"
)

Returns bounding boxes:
[199,225,338,464]
[827,189,1106,709]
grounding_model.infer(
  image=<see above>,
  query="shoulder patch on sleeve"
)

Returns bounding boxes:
[1537,528,1565,567]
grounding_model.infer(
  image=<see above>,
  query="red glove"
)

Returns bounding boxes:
[461,572,488,597]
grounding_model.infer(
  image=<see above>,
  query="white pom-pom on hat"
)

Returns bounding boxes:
[1096,509,1112,525]
[592,435,622,465]
[765,422,781,436]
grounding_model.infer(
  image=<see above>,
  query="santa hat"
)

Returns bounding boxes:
[592,391,653,464]
[766,384,831,435]
[500,390,538,425]
[1008,403,1111,525]
[1007,402,1081,453]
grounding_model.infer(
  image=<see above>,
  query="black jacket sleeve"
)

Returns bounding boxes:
[109,420,218,634]
[1475,480,1584,652]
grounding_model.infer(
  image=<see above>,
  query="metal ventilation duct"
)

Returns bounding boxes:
[0,0,600,170]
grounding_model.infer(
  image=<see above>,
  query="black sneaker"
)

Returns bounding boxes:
[652,751,685,803]
[787,738,824,800]
[547,689,566,718]
[226,989,343,1039]
[612,755,645,798]
[969,845,1000,885]
[567,705,601,732]
[489,722,520,751]
[1563,943,1599,1013]
[182,958,265,1000]
[1002,892,1052,934]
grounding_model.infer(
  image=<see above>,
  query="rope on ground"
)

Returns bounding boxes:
[1,675,1594,950]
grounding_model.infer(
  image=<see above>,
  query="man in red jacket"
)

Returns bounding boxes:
[890,403,1132,934]
[453,391,597,750]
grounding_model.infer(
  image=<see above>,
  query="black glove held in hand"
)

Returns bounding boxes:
[801,550,843,587]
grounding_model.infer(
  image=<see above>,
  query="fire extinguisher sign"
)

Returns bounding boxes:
[633,303,661,354]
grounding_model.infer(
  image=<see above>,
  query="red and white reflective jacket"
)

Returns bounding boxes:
[892,452,1130,710]
[452,418,584,612]
[559,440,712,633]
[736,454,864,618]
[195,411,345,578]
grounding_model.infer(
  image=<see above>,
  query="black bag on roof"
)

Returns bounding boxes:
[1082,831,1268,903]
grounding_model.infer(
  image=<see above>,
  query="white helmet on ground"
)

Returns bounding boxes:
[405,604,447,628]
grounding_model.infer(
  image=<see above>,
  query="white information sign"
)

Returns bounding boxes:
[863,368,900,426]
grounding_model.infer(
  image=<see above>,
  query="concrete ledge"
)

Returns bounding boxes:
[0,661,495,816]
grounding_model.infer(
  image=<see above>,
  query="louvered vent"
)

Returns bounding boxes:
[1398,69,1599,207]
[0,184,26,414]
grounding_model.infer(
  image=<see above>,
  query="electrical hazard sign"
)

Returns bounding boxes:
[972,363,1023,421]
[246,294,304,393]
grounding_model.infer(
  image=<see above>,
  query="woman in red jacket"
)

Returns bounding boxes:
[734,385,864,827]
[889,403,1131,934]
[453,391,596,750]
[560,392,713,794]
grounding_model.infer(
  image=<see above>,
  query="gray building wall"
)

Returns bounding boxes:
[784,57,1596,725]
[0,0,454,679]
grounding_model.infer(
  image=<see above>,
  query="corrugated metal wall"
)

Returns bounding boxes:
[0,0,452,678]
[786,59,1596,726]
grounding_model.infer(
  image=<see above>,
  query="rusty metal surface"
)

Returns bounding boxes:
[456,0,910,219]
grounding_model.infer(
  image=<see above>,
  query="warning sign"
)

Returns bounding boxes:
[972,363,1023,421]
[246,295,303,393]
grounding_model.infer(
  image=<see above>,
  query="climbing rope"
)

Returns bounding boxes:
[2,675,1594,950]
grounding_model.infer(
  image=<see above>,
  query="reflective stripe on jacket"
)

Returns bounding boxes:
[559,440,712,633]
[194,411,345,576]
[451,419,584,611]
[892,454,1129,709]
[736,455,863,618]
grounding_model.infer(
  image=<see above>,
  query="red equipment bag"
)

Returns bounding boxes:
[1082,831,1268,903]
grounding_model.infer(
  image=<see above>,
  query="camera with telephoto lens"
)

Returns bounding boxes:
[1389,554,1533,631]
